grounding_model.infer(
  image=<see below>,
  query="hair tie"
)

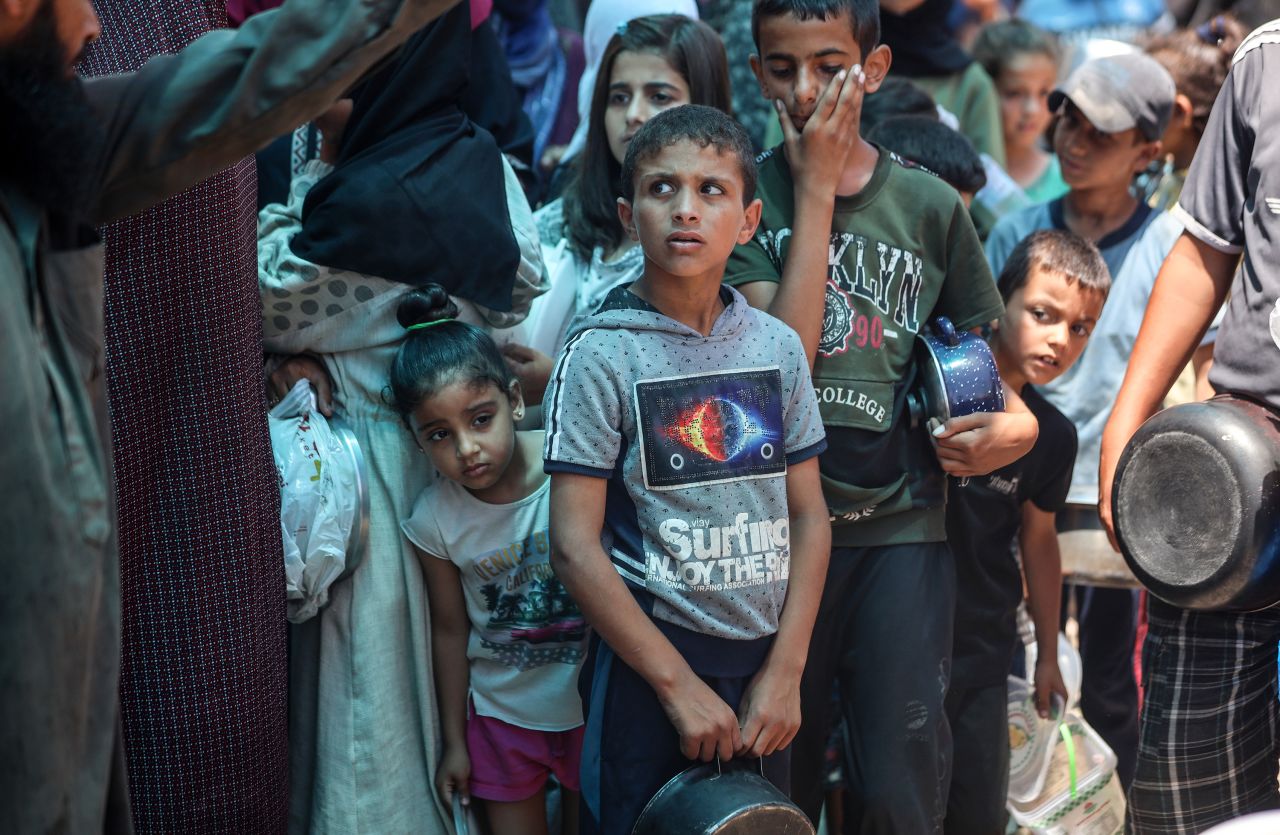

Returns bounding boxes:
[405,318,453,333]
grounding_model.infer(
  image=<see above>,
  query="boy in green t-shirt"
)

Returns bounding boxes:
[724,0,1038,830]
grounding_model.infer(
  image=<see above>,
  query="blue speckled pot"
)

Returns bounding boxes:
[913,317,1005,424]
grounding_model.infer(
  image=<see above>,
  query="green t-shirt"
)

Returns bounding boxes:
[725,145,1004,546]
[913,63,1007,169]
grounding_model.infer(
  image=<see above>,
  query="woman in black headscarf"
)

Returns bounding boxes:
[879,0,1007,167]
[257,4,546,831]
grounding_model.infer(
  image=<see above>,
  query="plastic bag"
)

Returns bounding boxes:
[269,380,359,623]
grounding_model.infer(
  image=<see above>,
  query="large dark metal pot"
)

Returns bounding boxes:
[1112,396,1280,611]
[631,760,814,835]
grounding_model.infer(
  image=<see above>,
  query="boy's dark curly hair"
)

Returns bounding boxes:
[620,105,758,206]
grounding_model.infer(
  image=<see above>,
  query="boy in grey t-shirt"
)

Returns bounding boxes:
[543,105,830,835]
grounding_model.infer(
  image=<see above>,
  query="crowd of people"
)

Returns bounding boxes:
[3,0,1280,833]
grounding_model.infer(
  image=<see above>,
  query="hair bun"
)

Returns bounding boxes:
[397,284,460,330]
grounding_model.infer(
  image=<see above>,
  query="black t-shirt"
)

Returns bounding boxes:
[947,386,1076,688]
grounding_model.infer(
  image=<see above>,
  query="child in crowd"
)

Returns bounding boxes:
[859,82,1022,239]
[727,0,1037,829]
[543,105,832,835]
[972,20,1067,205]
[393,286,586,835]
[1144,15,1245,404]
[866,114,988,207]
[878,0,1007,167]
[858,76,938,132]
[1100,19,1280,831]
[945,230,1109,834]
[1143,14,1246,210]
[985,52,1180,789]
[522,14,731,362]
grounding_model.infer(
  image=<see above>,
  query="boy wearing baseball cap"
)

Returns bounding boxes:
[984,51,1182,789]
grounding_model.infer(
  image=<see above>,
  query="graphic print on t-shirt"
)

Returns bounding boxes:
[634,368,786,491]
[756,226,926,360]
[473,527,586,671]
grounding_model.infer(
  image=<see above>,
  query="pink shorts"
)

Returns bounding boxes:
[466,709,584,802]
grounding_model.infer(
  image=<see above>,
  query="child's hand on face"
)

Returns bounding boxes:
[776,66,865,198]
[930,409,1038,477]
[435,744,472,808]
[736,665,801,759]
[659,672,743,763]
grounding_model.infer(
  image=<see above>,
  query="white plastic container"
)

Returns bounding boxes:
[1006,676,1058,803]
[1008,711,1124,835]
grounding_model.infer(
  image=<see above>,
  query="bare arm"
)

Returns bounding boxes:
[1019,504,1066,718]
[737,68,866,367]
[737,457,830,757]
[549,473,743,761]
[417,550,473,805]
[1098,232,1238,545]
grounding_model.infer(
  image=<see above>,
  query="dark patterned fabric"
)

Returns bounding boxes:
[1129,598,1280,833]
[81,3,289,832]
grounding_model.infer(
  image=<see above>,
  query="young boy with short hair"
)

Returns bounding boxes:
[725,1,1036,830]
[866,114,988,207]
[984,52,1181,789]
[543,104,832,835]
[945,230,1110,834]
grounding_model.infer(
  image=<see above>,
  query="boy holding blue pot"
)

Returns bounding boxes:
[945,229,1109,833]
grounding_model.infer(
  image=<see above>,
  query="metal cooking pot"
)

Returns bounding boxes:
[1112,396,1280,611]
[632,759,813,835]
[908,317,1005,428]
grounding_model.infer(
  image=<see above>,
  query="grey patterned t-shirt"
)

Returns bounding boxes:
[543,285,826,643]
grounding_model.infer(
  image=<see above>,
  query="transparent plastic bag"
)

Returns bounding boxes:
[268,380,361,623]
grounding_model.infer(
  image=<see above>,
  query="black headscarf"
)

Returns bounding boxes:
[878,0,972,78]
[290,2,521,312]
[463,16,536,171]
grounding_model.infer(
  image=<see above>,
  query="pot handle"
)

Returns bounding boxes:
[714,756,767,778]
[932,317,959,347]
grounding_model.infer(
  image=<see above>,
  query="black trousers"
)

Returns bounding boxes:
[1063,584,1140,788]
[791,541,956,834]
[943,681,1009,835]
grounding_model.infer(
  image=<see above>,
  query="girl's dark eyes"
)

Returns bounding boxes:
[608,92,630,106]
[651,92,674,104]
[426,429,448,443]
[473,413,493,428]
